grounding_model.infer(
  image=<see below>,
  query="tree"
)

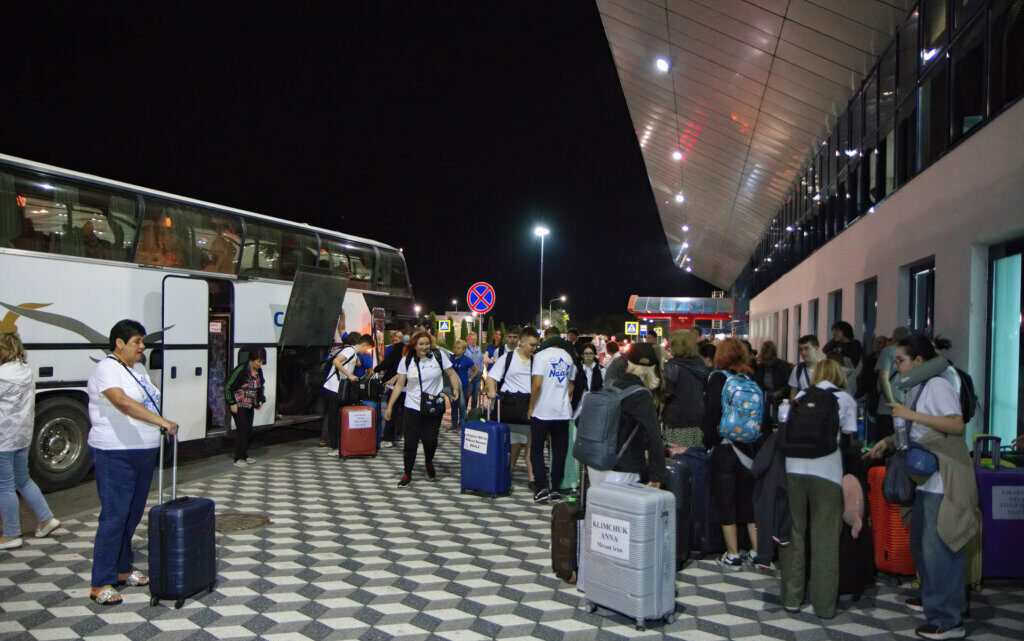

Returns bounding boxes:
[460,318,469,342]
[445,316,456,350]
[487,316,495,345]
[428,311,438,335]
[499,322,507,342]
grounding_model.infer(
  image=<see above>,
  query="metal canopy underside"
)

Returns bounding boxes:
[597,0,912,288]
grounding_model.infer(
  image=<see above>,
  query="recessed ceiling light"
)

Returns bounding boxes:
[672,150,683,160]
[681,225,689,231]
[682,242,690,249]
[655,58,670,72]
[685,266,692,272]
[675,193,685,203]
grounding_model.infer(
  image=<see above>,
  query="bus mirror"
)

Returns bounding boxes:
[372,306,386,321]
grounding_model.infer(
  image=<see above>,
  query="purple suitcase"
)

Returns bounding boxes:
[975,463,1024,579]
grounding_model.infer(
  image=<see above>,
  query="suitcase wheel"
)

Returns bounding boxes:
[635,617,645,631]
[150,596,159,607]
[583,600,597,614]
[175,599,185,609]
[664,613,675,624]
[460,489,466,494]
[207,581,216,594]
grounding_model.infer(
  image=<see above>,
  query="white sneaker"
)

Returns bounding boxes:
[234,460,248,468]
[382,441,395,448]
[245,457,257,464]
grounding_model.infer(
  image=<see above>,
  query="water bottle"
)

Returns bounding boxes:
[856,402,866,440]
[777,400,790,424]
[893,416,909,451]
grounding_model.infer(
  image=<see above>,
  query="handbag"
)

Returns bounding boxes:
[906,441,939,477]
[337,378,359,405]
[882,449,916,506]
[416,357,447,416]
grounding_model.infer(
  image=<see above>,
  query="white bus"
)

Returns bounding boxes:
[0,153,416,491]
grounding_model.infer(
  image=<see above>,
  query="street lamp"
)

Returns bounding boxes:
[451,298,458,312]
[534,226,550,328]
[548,295,566,328]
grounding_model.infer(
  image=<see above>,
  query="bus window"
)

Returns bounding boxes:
[324,239,375,289]
[136,197,241,273]
[239,220,317,280]
[377,248,411,296]
[0,168,138,261]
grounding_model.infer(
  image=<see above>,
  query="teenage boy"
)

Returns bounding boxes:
[528,326,577,502]
[789,335,820,400]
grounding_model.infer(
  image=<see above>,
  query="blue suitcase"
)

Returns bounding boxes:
[460,404,511,498]
[362,400,384,446]
[148,434,216,608]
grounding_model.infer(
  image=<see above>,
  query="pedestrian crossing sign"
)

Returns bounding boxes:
[625,321,638,335]
[438,320,451,333]
[654,327,663,337]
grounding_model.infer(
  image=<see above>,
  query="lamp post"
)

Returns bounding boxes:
[548,295,566,329]
[534,226,549,329]
[451,298,458,313]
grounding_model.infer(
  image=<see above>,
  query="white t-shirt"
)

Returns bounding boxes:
[531,347,577,421]
[322,346,357,393]
[788,361,814,392]
[907,376,961,494]
[491,350,533,394]
[785,381,858,486]
[87,357,162,450]
[398,351,452,411]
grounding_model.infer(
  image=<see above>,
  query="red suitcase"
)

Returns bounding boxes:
[867,465,916,576]
[340,405,377,458]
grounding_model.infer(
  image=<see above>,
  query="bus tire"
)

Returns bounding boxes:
[30,397,92,493]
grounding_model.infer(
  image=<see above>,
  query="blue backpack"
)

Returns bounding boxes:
[714,371,764,443]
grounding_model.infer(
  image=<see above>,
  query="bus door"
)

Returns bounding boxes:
[162,276,209,442]
[207,280,233,432]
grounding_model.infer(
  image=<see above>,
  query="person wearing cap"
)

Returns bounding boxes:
[587,342,666,489]
[876,327,912,441]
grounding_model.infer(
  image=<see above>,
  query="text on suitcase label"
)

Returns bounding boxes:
[993,486,1024,520]
[347,410,374,430]
[463,428,489,454]
[590,513,630,561]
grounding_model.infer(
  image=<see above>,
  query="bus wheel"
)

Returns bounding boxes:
[30,397,92,493]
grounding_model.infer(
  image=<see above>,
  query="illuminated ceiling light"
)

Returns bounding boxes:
[812,194,822,202]
[672,150,683,160]
[922,48,939,62]
[685,266,692,272]
[655,58,670,72]
[685,256,692,262]
[681,225,689,231]
[786,225,794,232]
[868,206,876,214]
[845,149,858,157]
[674,193,685,203]
[766,257,773,262]
[682,242,690,249]
[40,183,53,190]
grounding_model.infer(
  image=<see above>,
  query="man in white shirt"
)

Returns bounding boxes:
[528,326,577,502]
[789,334,821,400]
[486,326,537,479]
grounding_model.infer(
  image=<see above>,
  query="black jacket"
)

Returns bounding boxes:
[822,339,864,368]
[662,356,707,427]
[611,374,666,485]
[571,363,603,409]
[224,363,266,407]
[374,344,405,380]
[754,359,792,404]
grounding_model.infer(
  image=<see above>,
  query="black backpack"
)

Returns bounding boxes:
[951,364,978,423]
[778,387,841,458]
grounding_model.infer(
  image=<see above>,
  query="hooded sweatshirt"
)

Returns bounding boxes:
[0,360,35,451]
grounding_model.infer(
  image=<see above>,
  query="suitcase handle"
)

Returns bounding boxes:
[157,430,178,504]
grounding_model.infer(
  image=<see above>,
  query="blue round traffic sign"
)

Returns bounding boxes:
[467,282,495,314]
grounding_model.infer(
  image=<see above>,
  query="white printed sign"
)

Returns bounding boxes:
[463,428,489,454]
[347,409,374,430]
[590,513,630,561]
[993,485,1024,520]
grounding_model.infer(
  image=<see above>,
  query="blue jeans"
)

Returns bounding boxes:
[451,392,468,428]
[910,490,966,628]
[0,448,54,538]
[90,447,158,587]
[467,377,482,410]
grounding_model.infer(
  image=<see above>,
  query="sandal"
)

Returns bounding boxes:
[116,570,149,587]
[35,517,62,538]
[90,586,122,606]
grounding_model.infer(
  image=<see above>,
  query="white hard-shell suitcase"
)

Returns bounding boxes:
[581,482,676,630]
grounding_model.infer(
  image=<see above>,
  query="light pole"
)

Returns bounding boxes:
[548,295,566,329]
[534,226,549,329]
[451,298,458,313]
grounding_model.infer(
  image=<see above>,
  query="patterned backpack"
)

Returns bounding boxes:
[714,371,764,443]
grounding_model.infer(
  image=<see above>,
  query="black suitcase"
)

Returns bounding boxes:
[551,468,587,583]
[148,434,217,608]
[663,458,691,570]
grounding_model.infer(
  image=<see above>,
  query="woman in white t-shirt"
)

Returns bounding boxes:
[779,359,857,619]
[865,334,970,639]
[87,320,178,606]
[386,330,460,487]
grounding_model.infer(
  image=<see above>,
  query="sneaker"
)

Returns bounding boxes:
[245,457,257,464]
[548,491,563,502]
[426,462,436,480]
[397,474,412,487]
[381,440,395,448]
[783,604,803,613]
[744,551,769,570]
[717,552,742,570]
[915,623,966,640]
[233,460,247,468]
[0,537,23,551]
[318,438,329,447]
[534,488,550,503]
[906,597,924,613]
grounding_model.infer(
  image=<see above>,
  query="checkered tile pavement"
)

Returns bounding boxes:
[2,430,1022,640]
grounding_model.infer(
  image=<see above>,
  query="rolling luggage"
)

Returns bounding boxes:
[866,465,915,576]
[148,434,216,609]
[974,436,1024,579]
[663,458,691,569]
[581,482,676,630]
[340,404,377,458]
[672,447,723,554]
[362,400,385,447]
[552,468,588,584]
[836,458,874,599]
[460,402,511,498]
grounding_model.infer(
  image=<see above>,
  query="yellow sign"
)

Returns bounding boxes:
[654,327,663,337]
[438,320,451,332]
[625,321,638,335]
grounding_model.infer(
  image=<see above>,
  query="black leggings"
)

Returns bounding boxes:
[232,406,255,461]
[402,408,442,475]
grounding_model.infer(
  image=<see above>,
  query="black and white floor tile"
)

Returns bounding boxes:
[2,431,1022,640]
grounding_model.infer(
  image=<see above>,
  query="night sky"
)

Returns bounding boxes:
[3,2,712,327]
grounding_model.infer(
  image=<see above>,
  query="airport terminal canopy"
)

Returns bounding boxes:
[597,0,912,288]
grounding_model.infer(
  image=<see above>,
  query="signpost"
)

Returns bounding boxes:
[467,282,496,373]
[438,319,451,333]
[625,321,638,336]
[640,324,648,336]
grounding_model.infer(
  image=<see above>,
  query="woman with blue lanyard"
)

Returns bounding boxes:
[385,330,461,487]
[87,320,178,606]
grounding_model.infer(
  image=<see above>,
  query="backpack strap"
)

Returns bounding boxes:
[497,351,514,393]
